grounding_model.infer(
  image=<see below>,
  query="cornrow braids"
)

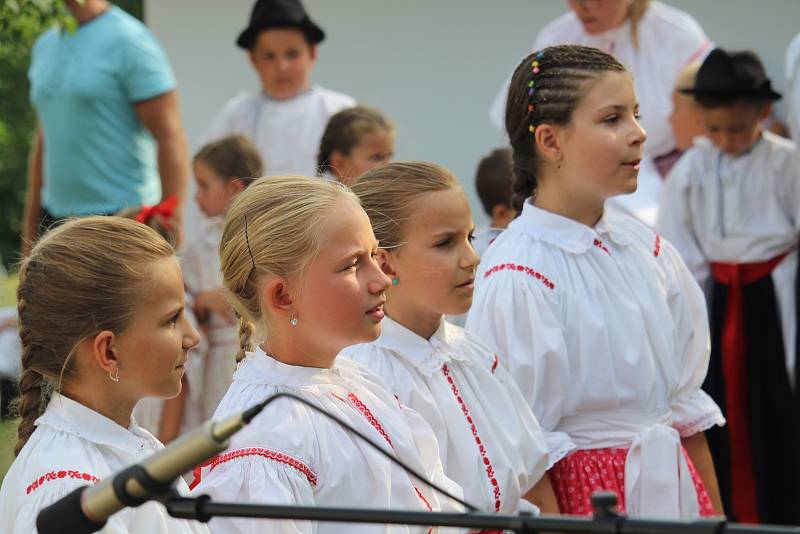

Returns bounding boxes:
[505,44,626,211]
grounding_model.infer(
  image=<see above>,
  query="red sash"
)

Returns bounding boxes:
[711,252,788,523]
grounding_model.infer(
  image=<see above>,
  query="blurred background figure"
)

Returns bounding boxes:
[317,105,395,186]
[23,0,189,255]
[203,0,354,176]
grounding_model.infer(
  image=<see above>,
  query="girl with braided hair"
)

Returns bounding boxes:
[467,44,723,518]
[0,217,209,533]
[191,175,463,534]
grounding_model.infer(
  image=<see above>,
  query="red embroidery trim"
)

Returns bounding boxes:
[491,355,499,374]
[442,363,502,512]
[414,486,433,512]
[593,238,611,255]
[483,263,555,290]
[191,447,318,490]
[26,470,100,495]
[653,234,662,258]
[334,392,433,512]
[346,393,394,448]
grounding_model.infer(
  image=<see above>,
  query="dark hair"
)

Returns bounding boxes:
[194,135,264,186]
[475,148,514,216]
[317,106,394,175]
[505,45,626,211]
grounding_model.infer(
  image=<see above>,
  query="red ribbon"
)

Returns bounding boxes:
[134,195,178,230]
[710,252,787,524]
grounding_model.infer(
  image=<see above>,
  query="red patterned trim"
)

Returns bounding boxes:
[483,263,555,290]
[414,486,433,512]
[442,363,502,512]
[26,470,100,495]
[491,355,499,374]
[653,234,662,257]
[346,392,394,448]
[191,447,318,490]
[593,238,611,255]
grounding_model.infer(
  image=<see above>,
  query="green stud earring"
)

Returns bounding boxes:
[392,277,399,286]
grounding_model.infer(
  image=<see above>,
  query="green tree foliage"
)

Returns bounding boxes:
[0,0,142,271]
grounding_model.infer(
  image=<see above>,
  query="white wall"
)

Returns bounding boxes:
[146,0,800,229]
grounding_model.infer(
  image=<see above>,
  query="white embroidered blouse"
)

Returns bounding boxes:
[0,393,209,534]
[191,348,463,534]
[466,202,724,519]
[342,317,549,515]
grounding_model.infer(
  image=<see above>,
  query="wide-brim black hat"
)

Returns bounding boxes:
[236,0,325,49]
[680,48,781,101]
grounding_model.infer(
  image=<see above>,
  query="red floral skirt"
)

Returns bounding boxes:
[548,447,715,516]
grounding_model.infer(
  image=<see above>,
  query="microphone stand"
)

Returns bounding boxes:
[160,491,800,534]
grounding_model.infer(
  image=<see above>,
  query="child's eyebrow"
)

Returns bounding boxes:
[598,103,640,113]
[162,305,184,319]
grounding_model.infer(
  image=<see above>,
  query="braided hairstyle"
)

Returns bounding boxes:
[219,175,359,362]
[14,217,173,456]
[505,44,626,211]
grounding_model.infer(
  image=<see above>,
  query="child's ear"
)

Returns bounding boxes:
[89,330,118,375]
[260,277,294,317]
[328,151,347,178]
[759,103,773,123]
[228,178,246,195]
[491,204,516,227]
[376,249,397,279]
[308,44,318,63]
[535,123,562,164]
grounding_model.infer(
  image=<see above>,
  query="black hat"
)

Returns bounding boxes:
[680,48,781,101]
[236,0,325,49]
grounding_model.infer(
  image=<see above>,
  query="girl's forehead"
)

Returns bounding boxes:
[404,188,472,232]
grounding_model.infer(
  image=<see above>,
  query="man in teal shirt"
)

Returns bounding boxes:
[23,0,188,253]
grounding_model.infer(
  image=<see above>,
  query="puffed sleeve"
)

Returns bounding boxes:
[466,267,576,467]
[659,238,725,437]
[656,152,710,290]
[491,360,550,481]
[193,451,318,534]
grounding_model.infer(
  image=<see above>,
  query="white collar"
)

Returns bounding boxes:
[35,392,158,455]
[237,346,352,389]
[509,201,632,254]
[373,317,470,377]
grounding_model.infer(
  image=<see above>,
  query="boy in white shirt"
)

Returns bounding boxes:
[657,48,800,525]
[204,0,354,176]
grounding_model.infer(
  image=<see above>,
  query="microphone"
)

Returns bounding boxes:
[36,402,266,534]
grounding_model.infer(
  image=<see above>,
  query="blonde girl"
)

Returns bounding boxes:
[0,217,208,533]
[191,176,462,534]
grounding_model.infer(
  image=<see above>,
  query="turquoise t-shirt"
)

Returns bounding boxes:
[29,7,176,218]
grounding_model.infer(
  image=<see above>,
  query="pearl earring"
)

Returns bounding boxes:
[290,316,298,327]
